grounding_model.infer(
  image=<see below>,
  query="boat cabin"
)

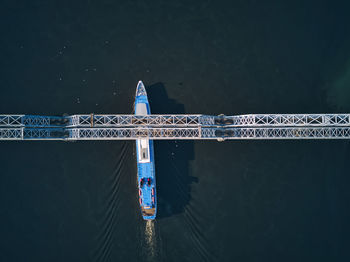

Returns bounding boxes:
[137,138,150,163]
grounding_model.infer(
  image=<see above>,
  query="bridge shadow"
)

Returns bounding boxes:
[147,82,197,219]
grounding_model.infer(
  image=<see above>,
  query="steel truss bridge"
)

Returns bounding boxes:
[1,113,350,141]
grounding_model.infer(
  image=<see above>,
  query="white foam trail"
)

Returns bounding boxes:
[144,220,156,258]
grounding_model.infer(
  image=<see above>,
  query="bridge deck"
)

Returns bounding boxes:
[2,114,350,128]
[1,114,350,140]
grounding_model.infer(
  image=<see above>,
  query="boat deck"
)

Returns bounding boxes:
[135,80,157,220]
[137,161,155,206]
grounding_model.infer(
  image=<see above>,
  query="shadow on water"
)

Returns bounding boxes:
[147,82,197,219]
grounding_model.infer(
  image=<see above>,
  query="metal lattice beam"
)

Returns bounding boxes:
[68,127,202,140]
[1,113,350,141]
[213,127,350,140]
[0,115,68,127]
[0,115,24,126]
[2,127,350,141]
[225,114,350,127]
[67,114,215,127]
[3,114,350,128]
[0,128,23,140]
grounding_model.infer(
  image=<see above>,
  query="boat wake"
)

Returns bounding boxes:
[93,142,128,262]
[140,220,162,261]
[145,220,156,254]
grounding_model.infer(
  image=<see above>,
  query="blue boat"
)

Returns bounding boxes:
[134,81,157,220]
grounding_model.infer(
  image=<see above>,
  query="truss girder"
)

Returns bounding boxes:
[2,114,350,128]
[67,114,215,127]
[0,128,68,140]
[1,113,350,141]
[1,126,350,140]
[227,114,350,127]
[0,128,23,140]
[22,116,51,127]
[216,127,350,139]
[0,115,67,127]
[66,115,216,127]
[68,127,202,140]
[0,115,24,126]
[23,128,68,140]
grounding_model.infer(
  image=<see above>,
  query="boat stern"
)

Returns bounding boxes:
[138,175,157,220]
[141,206,157,220]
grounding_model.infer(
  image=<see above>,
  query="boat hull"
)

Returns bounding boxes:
[134,81,157,220]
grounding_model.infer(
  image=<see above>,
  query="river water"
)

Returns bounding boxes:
[0,1,350,261]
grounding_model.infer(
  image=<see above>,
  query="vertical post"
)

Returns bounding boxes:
[90,113,94,127]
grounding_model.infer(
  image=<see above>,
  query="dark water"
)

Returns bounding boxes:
[1,1,350,261]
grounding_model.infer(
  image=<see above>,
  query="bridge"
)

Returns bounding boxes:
[1,113,350,141]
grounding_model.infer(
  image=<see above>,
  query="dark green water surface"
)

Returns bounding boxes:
[1,1,350,261]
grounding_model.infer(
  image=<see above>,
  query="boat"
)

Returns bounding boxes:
[134,80,157,220]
